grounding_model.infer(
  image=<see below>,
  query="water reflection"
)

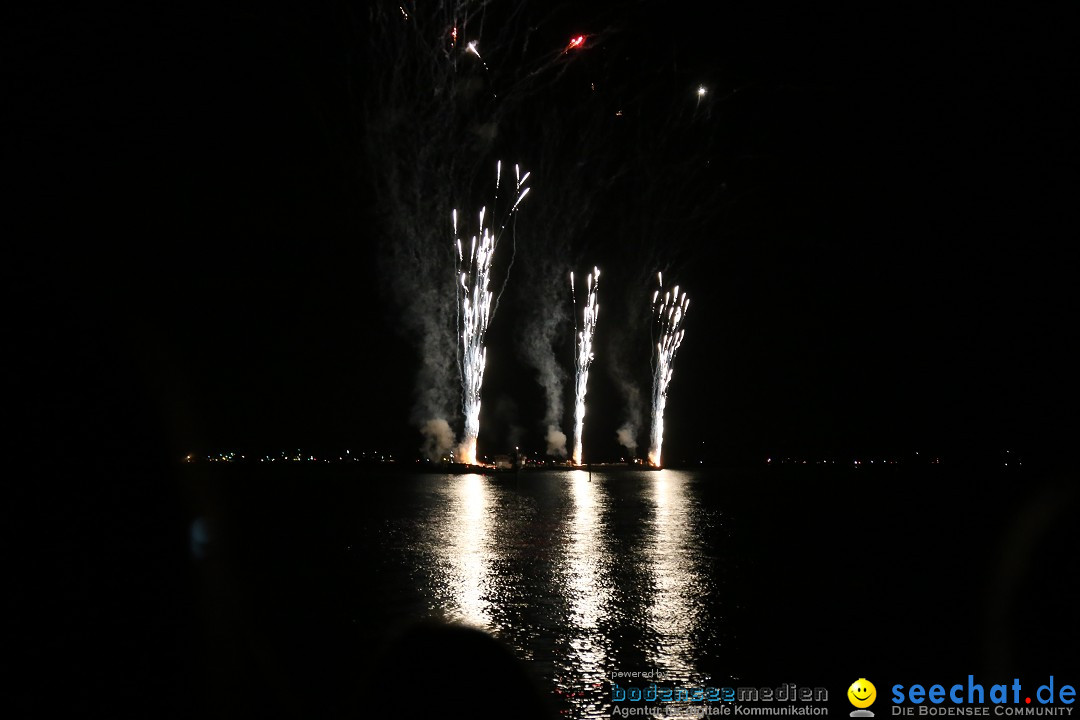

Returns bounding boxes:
[408,470,721,718]
[559,471,614,717]
[437,474,493,629]
[647,471,711,684]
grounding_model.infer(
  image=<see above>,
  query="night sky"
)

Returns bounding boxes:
[11,2,1079,468]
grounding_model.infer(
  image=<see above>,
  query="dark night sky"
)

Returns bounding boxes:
[10,1,1080,467]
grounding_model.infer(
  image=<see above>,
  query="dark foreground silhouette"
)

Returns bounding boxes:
[375,621,554,720]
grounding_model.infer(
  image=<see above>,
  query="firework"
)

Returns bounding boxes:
[571,267,600,466]
[648,273,689,467]
[454,161,531,465]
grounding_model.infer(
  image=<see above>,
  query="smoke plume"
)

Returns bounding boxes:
[516,254,570,458]
[615,387,642,456]
[545,425,568,458]
[420,418,455,461]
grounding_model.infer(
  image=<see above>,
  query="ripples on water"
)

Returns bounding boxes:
[369,470,732,718]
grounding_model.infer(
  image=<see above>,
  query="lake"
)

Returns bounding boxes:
[182,464,1077,717]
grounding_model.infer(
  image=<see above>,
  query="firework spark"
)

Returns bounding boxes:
[364,3,621,461]
[648,273,689,467]
[571,267,600,466]
[454,161,531,465]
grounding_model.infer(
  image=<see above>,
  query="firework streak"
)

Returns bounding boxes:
[571,267,600,466]
[648,272,689,467]
[453,162,531,465]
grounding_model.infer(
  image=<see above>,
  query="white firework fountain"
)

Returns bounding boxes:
[648,272,689,468]
[453,161,531,465]
[570,267,600,467]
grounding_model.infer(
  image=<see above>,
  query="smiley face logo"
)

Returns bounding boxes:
[848,679,876,709]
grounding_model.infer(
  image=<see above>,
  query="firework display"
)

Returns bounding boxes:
[648,273,690,467]
[364,2,712,464]
[454,162,531,464]
[570,268,600,466]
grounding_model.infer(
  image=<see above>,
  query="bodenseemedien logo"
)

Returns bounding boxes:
[849,679,877,718]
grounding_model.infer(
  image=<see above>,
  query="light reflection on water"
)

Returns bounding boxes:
[561,471,614,718]
[647,471,712,686]
[439,473,492,628]
[403,470,723,718]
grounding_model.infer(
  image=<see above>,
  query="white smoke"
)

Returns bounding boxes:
[608,329,644,459]
[616,422,638,455]
[546,425,568,458]
[420,418,455,461]
[517,260,569,458]
[398,274,459,460]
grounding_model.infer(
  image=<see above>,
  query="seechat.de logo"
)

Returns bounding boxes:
[850,679,878,718]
